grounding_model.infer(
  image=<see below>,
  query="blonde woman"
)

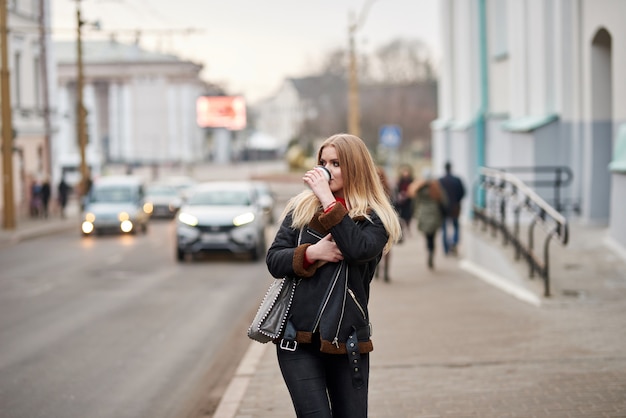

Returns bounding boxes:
[266,133,401,417]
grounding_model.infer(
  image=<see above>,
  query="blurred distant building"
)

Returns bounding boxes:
[433,0,626,251]
[253,75,346,149]
[253,74,436,162]
[53,39,208,184]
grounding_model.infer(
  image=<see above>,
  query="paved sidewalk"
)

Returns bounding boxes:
[216,220,626,417]
[0,200,80,249]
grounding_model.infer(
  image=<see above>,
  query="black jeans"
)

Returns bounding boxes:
[425,232,435,252]
[276,334,369,418]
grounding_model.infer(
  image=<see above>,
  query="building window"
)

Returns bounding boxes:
[492,0,508,59]
[37,145,43,173]
[34,56,41,110]
[14,52,21,108]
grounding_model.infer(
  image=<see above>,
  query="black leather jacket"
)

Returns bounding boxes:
[266,202,389,354]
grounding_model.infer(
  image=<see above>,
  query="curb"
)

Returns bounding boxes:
[459,259,542,306]
[213,342,269,418]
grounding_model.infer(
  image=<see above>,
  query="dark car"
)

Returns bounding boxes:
[144,183,182,219]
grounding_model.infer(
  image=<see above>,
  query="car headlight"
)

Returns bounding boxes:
[82,221,94,234]
[144,202,153,214]
[233,212,255,226]
[120,220,133,233]
[118,212,130,222]
[85,212,96,222]
[178,212,198,226]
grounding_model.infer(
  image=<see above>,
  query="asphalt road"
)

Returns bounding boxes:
[0,218,273,418]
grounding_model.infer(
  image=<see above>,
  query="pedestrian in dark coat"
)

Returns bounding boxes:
[439,161,466,255]
[375,166,394,282]
[40,179,51,218]
[266,133,401,417]
[58,178,71,218]
[394,164,414,240]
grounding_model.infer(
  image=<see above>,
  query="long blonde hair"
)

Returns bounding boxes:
[282,134,401,254]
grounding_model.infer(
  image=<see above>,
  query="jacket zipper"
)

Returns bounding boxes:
[306,228,324,240]
[307,228,348,348]
[331,264,349,348]
[347,287,366,319]
[312,261,343,337]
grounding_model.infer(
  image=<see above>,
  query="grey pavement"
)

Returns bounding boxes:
[2,168,626,418]
[216,218,626,417]
[0,199,81,249]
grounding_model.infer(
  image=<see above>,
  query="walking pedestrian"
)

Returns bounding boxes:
[394,164,414,241]
[29,179,42,218]
[40,179,51,218]
[266,133,401,417]
[408,167,448,270]
[439,161,466,255]
[375,166,394,282]
[58,177,71,218]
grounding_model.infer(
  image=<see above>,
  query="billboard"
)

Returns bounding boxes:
[196,95,247,130]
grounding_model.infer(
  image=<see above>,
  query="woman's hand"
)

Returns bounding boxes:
[303,168,335,209]
[305,234,343,263]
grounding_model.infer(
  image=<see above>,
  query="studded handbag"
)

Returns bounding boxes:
[247,276,297,343]
[248,227,304,344]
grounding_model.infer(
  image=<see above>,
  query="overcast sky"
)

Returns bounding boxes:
[51,0,441,104]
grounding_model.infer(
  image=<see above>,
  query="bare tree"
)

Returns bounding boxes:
[283,37,438,155]
[370,38,436,83]
[319,48,348,78]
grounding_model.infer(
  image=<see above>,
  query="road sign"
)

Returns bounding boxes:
[379,125,402,148]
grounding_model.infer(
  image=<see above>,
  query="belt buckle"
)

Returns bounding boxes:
[279,339,298,351]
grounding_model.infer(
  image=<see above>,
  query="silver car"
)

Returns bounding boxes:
[252,181,276,224]
[81,175,150,236]
[175,181,267,261]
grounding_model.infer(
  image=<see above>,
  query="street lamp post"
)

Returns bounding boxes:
[347,20,360,137]
[76,1,89,199]
[0,0,16,230]
[347,0,378,138]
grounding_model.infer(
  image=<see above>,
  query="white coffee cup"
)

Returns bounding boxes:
[315,166,331,182]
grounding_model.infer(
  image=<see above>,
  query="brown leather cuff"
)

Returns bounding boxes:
[293,244,325,278]
[318,202,348,230]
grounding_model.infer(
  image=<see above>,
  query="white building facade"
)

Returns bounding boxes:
[0,0,56,217]
[54,40,207,184]
[433,0,626,251]
[254,78,307,148]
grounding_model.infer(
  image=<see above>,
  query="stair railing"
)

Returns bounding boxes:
[472,167,569,297]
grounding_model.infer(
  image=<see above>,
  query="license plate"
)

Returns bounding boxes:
[201,233,227,243]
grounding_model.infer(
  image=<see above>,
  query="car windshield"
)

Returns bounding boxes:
[256,184,270,196]
[91,186,133,203]
[147,185,177,196]
[188,190,251,206]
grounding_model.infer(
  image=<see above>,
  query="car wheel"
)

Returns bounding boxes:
[176,247,185,262]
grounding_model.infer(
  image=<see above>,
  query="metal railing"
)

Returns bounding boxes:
[472,167,569,297]
[492,166,579,215]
